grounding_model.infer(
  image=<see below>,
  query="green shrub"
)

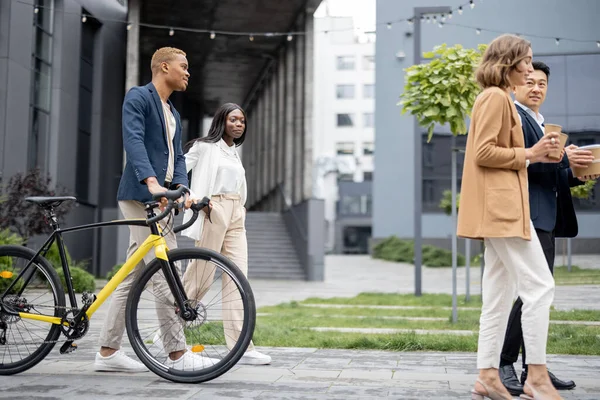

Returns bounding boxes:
[106,263,124,280]
[372,236,414,263]
[0,263,24,294]
[56,266,95,293]
[422,245,465,267]
[373,236,475,267]
[0,229,23,246]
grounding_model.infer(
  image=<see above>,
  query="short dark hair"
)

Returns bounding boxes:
[532,61,550,82]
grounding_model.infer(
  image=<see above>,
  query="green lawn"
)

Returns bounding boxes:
[554,266,600,285]
[252,293,600,355]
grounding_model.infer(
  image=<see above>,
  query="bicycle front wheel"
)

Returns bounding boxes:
[125,247,256,383]
[0,245,65,375]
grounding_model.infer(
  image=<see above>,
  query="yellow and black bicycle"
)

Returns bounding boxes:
[0,185,255,383]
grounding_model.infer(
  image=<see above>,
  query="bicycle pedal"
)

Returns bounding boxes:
[59,341,77,354]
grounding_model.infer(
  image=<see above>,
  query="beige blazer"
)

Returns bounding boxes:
[457,87,531,241]
[181,141,248,241]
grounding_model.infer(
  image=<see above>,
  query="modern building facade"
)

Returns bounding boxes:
[0,0,128,274]
[313,16,375,254]
[374,0,600,253]
[1,0,325,280]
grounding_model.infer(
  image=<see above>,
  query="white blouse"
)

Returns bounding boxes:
[213,139,245,195]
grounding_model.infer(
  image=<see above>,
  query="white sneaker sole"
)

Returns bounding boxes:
[94,361,148,373]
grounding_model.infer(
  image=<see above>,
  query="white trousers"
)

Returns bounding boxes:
[478,221,555,369]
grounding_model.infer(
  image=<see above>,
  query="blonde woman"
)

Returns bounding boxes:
[181,103,271,365]
[457,34,563,400]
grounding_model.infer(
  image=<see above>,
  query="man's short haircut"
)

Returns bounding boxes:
[532,61,550,82]
[151,47,186,74]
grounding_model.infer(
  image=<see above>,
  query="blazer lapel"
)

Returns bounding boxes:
[516,104,544,140]
[146,82,168,146]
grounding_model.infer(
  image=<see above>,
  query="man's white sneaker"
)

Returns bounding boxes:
[94,350,148,372]
[238,350,272,365]
[165,351,221,370]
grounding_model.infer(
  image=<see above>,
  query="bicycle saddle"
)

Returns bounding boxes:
[25,196,77,208]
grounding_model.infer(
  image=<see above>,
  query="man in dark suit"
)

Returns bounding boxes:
[499,61,598,395]
[95,47,208,372]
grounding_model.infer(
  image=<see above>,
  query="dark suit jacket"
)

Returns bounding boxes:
[117,83,188,203]
[516,104,582,237]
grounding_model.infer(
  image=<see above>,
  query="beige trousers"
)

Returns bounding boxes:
[183,194,254,352]
[98,200,187,353]
[478,220,555,369]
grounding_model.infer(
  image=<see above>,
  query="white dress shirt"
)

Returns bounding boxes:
[213,139,245,195]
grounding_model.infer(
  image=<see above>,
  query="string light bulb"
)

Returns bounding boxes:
[476,28,481,35]
[441,14,446,22]
[470,0,475,9]
[458,6,463,15]
[597,41,600,48]
[127,22,132,31]
[81,15,87,23]
[210,31,216,39]
[387,22,392,29]
[34,6,39,14]
[407,18,413,25]
[249,35,254,41]
[438,22,444,28]
[287,34,293,41]
[555,38,560,46]
[169,28,174,36]
[448,10,453,19]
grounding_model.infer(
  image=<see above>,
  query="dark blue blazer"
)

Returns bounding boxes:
[117,83,188,203]
[517,104,581,237]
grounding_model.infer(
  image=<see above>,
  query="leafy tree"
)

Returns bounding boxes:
[0,169,74,240]
[399,43,487,141]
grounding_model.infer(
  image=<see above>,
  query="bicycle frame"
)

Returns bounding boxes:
[6,215,188,326]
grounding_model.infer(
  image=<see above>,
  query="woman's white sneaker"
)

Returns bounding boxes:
[94,350,148,372]
[238,350,272,365]
[165,351,220,370]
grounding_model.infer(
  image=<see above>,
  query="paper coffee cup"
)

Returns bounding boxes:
[544,124,562,133]
[572,144,600,178]
[545,132,568,160]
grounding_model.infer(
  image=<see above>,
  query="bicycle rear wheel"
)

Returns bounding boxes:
[0,245,65,375]
[125,247,256,383]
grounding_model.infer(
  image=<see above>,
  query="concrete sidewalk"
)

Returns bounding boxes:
[7,348,599,399]
[3,255,599,399]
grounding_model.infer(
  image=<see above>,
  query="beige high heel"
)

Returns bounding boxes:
[471,378,513,400]
[520,382,563,400]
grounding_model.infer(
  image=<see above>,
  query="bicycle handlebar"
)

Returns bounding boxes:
[145,185,210,233]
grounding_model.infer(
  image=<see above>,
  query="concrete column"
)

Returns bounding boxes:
[268,70,277,202]
[302,13,315,201]
[293,19,305,205]
[284,40,295,205]
[277,48,286,210]
[262,75,271,204]
[125,0,140,92]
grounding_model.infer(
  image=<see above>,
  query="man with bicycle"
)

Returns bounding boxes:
[95,47,212,371]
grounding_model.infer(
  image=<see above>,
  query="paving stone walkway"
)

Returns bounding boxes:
[2,255,599,399]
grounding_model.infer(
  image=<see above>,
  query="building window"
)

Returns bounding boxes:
[29,0,54,170]
[336,142,355,156]
[337,113,354,127]
[75,12,99,202]
[338,174,354,182]
[363,171,373,181]
[336,84,355,99]
[363,112,374,128]
[363,84,375,98]
[363,142,374,155]
[339,195,372,214]
[336,55,355,70]
[363,55,375,70]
